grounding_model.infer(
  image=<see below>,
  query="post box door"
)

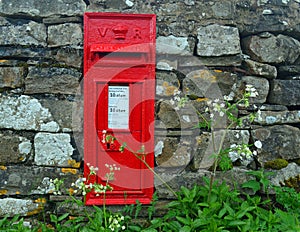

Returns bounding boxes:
[83,13,155,205]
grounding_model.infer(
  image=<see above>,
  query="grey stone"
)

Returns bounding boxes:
[183,69,237,99]
[0,95,59,132]
[155,137,193,168]
[179,55,243,68]
[156,72,180,97]
[43,16,82,25]
[156,35,192,55]
[25,67,81,95]
[51,48,83,69]
[193,130,250,170]
[39,99,74,132]
[211,1,235,19]
[34,133,74,166]
[268,80,300,105]
[255,110,300,125]
[0,198,42,217]
[196,24,241,57]
[0,165,78,196]
[251,125,300,164]
[243,59,277,79]
[0,0,86,17]
[0,21,46,46]
[0,134,31,165]
[48,23,83,48]
[239,76,269,103]
[0,67,26,89]
[270,163,300,186]
[278,65,300,76]
[242,33,300,64]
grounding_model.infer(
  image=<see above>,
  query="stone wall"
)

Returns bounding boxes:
[0,0,300,217]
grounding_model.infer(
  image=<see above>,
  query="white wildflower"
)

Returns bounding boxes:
[254,140,262,149]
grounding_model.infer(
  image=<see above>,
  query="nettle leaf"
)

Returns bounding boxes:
[242,180,260,193]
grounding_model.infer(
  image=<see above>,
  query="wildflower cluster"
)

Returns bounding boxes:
[207,98,226,118]
[69,163,120,197]
[228,140,262,166]
[245,84,259,98]
[169,89,188,110]
[49,178,64,195]
[108,214,126,231]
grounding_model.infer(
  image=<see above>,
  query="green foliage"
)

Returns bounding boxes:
[0,215,35,232]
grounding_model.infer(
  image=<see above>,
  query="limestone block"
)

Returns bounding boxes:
[25,67,81,95]
[0,95,59,132]
[156,72,180,97]
[239,76,269,103]
[155,137,193,168]
[0,134,31,165]
[254,110,300,125]
[243,59,277,79]
[270,163,300,186]
[156,35,192,55]
[242,33,300,64]
[34,133,74,166]
[0,198,43,217]
[0,67,26,89]
[182,69,237,98]
[48,23,83,48]
[0,166,78,196]
[196,24,241,57]
[0,21,46,46]
[0,0,86,17]
[268,80,300,105]
[251,125,300,164]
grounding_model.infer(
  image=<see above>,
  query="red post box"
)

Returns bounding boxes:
[83,12,156,205]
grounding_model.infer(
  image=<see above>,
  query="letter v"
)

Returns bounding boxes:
[98,27,108,37]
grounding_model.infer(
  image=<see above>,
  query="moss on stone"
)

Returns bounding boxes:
[264,158,289,170]
[284,175,300,192]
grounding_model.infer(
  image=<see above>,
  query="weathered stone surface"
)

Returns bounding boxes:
[239,76,269,103]
[155,137,193,168]
[156,100,199,129]
[0,134,31,165]
[0,166,78,196]
[251,125,300,164]
[25,67,81,95]
[0,67,26,89]
[0,20,47,46]
[48,23,83,48]
[243,59,277,79]
[0,95,59,132]
[268,80,300,105]
[156,35,192,55]
[43,16,82,25]
[193,130,250,170]
[179,55,243,68]
[196,24,241,57]
[34,133,74,166]
[0,0,86,17]
[278,65,300,77]
[242,33,300,64]
[51,48,83,69]
[0,198,43,217]
[39,99,74,132]
[270,163,300,186]
[255,110,300,125]
[183,69,237,99]
[156,72,180,97]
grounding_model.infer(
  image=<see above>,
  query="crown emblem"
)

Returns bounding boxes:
[112,24,128,40]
